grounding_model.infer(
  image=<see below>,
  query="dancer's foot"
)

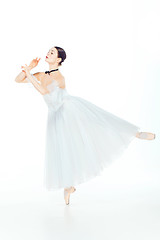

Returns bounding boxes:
[136,131,156,140]
[64,186,76,205]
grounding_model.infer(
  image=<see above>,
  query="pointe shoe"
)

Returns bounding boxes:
[64,187,76,205]
[136,132,156,140]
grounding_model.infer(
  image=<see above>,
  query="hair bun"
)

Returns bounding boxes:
[54,46,66,66]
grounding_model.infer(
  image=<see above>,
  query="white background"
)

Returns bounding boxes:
[0,0,160,239]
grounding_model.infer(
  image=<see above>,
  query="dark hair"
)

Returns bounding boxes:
[54,46,67,66]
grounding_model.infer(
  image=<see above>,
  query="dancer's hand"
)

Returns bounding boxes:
[21,64,31,76]
[29,57,41,69]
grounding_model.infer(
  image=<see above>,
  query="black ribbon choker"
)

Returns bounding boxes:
[45,69,59,75]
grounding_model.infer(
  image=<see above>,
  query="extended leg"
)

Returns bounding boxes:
[136,131,156,140]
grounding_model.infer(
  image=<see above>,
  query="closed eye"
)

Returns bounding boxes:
[47,50,54,54]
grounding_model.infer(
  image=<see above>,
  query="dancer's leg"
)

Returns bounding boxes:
[136,131,156,140]
[64,186,76,205]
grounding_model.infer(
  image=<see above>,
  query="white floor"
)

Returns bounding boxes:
[0,182,160,240]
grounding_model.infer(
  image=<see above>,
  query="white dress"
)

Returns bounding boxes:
[27,74,140,191]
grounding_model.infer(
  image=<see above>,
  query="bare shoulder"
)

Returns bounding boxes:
[44,72,66,89]
[57,76,66,89]
[57,71,66,88]
[33,72,43,82]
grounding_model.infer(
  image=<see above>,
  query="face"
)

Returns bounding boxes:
[45,47,61,65]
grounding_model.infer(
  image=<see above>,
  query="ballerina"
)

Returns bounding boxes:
[15,46,156,205]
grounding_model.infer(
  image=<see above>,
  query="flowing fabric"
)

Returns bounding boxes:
[26,75,140,190]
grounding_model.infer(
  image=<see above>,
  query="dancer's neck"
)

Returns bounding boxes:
[49,64,59,71]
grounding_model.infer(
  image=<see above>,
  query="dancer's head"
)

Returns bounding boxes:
[45,46,66,67]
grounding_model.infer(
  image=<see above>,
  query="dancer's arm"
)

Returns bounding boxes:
[20,63,49,95]
[15,66,33,83]
[15,57,41,83]
[25,71,49,95]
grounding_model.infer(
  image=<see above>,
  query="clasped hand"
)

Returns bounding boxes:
[21,64,31,76]
[21,57,41,76]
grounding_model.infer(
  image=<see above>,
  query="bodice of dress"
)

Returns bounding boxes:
[26,74,70,112]
[42,80,70,111]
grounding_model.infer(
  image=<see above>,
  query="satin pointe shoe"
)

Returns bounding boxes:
[136,132,156,140]
[64,187,76,205]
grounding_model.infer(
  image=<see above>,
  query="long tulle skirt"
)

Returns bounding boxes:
[43,96,140,191]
